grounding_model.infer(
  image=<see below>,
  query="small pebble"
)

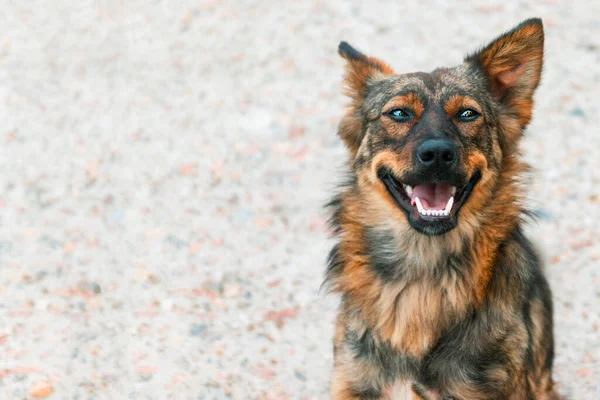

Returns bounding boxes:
[28,382,54,398]
[295,370,307,381]
[190,323,208,336]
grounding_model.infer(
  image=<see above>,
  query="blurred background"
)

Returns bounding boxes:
[0,1,598,399]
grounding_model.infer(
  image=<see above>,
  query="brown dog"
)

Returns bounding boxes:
[325,18,558,399]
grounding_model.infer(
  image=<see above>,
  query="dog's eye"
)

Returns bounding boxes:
[386,109,412,122]
[457,109,480,121]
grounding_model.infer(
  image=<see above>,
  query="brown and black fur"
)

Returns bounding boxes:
[325,19,558,399]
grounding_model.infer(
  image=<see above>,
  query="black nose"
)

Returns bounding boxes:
[416,139,457,168]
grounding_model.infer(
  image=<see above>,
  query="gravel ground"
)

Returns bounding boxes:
[0,1,598,399]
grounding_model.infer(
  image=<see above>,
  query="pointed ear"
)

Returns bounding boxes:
[338,42,393,154]
[466,18,544,126]
[339,41,394,101]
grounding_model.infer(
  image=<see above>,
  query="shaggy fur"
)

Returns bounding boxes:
[325,18,558,399]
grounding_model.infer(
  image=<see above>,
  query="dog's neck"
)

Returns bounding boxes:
[325,154,528,355]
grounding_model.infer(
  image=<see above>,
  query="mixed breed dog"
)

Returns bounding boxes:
[324,18,558,399]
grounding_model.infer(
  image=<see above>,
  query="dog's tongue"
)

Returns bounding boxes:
[411,183,454,209]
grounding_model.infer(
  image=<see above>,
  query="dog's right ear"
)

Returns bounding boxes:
[338,41,394,101]
[338,42,393,154]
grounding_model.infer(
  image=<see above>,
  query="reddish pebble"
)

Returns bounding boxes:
[264,307,298,327]
[267,280,281,287]
[29,382,54,398]
[179,163,197,176]
[136,366,158,375]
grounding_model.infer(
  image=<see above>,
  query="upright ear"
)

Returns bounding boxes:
[338,42,393,154]
[338,41,394,101]
[466,18,544,127]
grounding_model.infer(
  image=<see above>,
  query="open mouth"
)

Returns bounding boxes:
[405,182,456,218]
[379,169,481,230]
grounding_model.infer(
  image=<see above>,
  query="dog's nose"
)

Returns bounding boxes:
[416,139,457,168]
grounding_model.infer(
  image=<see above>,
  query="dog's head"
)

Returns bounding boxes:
[337,19,544,236]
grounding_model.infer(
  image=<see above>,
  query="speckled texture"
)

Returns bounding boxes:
[0,1,598,399]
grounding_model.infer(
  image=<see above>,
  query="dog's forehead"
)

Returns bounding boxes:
[365,64,481,109]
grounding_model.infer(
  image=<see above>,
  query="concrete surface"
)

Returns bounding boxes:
[0,1,598,399]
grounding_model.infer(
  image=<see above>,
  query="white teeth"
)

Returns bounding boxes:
[414,196,454,217]
[404,185,413,195]
[450,186,456,195]
[444,196,454,213]
[415,197,424,214]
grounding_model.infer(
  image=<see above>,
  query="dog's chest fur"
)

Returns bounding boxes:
[354,225,477,358]
[369,270,472,357]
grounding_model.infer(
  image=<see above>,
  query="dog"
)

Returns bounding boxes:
[324,18,558,399]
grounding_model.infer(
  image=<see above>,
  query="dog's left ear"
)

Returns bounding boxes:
[466,18,544,127]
